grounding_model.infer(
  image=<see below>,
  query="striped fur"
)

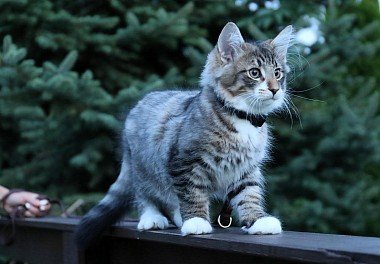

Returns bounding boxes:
[76,22,294,247]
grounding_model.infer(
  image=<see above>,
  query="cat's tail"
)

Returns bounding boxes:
[75,161,133,249]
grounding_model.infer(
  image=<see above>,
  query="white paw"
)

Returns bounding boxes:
[172,209,183,227]
[137,214,169,230]
[243,216,282,235]
[181,217,212,235]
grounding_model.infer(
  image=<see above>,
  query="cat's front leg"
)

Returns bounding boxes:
[229,168,282,235]
[174,175,213,235]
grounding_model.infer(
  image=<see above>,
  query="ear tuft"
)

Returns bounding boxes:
[217,22,244,63]
[271,25,294,61]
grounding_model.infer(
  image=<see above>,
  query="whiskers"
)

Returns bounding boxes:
[282,95,302,129]
[235,93,264,118]
[290,82,324,93]
[286,45,309,85]
[290,94,325,103]
[279,46,327,128]
[282,84,326,129]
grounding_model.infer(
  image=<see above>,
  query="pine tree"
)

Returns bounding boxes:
[267,0,380,235]
[0,36,120,196]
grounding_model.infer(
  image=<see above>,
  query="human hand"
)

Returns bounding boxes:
[3,191,51,217]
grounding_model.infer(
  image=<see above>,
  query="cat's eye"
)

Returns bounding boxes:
[247,68,261,80]
[274,68,283,80]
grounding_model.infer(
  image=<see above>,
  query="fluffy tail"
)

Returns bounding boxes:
[75,162,133,249]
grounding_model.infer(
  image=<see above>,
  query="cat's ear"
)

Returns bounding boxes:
[271,25,294,61]
[217,22,245,63]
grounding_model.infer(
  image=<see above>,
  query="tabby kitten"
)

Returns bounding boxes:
[76,22,294,248]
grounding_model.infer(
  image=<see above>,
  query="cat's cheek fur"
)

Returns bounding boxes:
[242,216,282,235]
[181,217,213,235]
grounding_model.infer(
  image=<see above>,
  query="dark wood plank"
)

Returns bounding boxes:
[1,217,379,264]
[108,222,380,263]
[63,232,85,264]
[0,226,64,264]
[105,237,298,264]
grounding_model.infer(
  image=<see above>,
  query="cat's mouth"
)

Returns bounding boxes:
[262,97,277,103]
[245,97,276,107]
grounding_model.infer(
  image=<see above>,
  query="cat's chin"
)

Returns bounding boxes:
[236,98,284,115]
[259,98,285,113]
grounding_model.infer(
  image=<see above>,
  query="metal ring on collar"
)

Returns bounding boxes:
[217,215,232,228]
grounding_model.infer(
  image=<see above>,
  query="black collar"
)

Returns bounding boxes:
[215,96,267,127]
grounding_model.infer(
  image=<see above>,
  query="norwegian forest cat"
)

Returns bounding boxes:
[76,22,294,248]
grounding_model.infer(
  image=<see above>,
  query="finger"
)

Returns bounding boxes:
[38,200,51,212]
[24,211,35,217]
[25,194,42,208]
[39,199,49,206]
[3,205,13,214]
[25,204,42,216]
[43,203,51,211]
[24,202,32,210]
[39,208,51,217]
[39,205,50,212]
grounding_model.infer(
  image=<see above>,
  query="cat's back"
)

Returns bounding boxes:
[125,90,200,140]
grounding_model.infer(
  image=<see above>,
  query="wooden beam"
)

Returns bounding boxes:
[0,217,379,264]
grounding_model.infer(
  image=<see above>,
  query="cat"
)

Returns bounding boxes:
[76,22,294,248]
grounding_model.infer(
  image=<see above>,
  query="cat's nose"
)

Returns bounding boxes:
[267,81,279,96]
[269,88,279,95]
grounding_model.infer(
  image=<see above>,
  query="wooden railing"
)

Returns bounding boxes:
[0,217,379,263]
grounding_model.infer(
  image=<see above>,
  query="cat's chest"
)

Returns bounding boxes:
[225,118,268,162]
[212,118,269,194]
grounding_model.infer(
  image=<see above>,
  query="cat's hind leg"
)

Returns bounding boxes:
[137,203,169,230]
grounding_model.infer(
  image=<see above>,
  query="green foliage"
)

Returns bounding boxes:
[0,0,379,236]
[0,36,119,195]
[267,0,380,236]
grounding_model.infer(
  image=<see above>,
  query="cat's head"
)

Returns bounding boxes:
[201,22,294,115]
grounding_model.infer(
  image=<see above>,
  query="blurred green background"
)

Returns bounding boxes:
[0,0,379,236]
